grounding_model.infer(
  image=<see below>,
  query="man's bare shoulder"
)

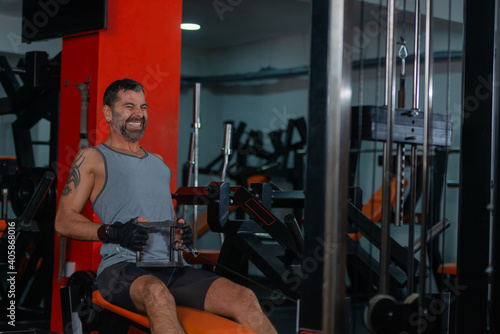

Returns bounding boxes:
[84,146,103,158]
[152,153,164,161]
[65,148,105,179]
[78,147,104,169]
[60,147,105,200]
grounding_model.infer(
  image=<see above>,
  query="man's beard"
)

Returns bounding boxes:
[111,109,147,142]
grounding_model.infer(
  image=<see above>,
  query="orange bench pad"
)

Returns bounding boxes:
[92,290,255,334]
[362,177,408,223]
[0,219,6,234]
[437,263,457,276]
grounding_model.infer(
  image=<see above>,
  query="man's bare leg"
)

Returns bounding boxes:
[129,275,185,334]
[204,277,277,334]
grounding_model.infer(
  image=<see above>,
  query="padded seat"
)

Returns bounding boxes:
[362,177,408,223]
[437,262,457,276]
[92,290,255,334]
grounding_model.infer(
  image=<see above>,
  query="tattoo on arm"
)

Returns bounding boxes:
[62,151,86,197]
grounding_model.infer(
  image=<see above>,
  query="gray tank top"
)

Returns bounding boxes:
[93,144,176,276]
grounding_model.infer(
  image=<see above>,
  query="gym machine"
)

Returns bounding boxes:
[300,0,460,332]
[173,182,305,299]
[197,117,307,191]
[0,50,60,330]
[0,171,55,330]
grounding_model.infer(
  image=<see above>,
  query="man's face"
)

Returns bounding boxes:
[109,89,148,142]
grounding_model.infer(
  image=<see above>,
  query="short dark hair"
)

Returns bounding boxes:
[103,78,144,107]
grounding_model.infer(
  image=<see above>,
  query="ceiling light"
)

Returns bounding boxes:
[181,23,201,31]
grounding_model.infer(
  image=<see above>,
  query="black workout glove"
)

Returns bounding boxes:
[181,224,193,249]
[106,218,148,252]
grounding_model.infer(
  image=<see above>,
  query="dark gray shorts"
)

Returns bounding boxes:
[97,263,221,312]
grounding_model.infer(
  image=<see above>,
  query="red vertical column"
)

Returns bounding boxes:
[50,1,182,331]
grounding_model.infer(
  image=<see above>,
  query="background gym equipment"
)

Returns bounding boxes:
[0,51,60,168]
[173,182,304,299]
[197,117,307,192]
[301,0,462,332]
[0,170,55,330]
[2,0,499,332]
[0,49,60,331]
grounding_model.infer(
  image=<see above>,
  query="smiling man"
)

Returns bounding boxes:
[105,85,148,142]
[55,78,277,334]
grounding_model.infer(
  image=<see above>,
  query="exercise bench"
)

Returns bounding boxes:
[103,220,252,333]
[92,290,255,334]
[437,262,457,276]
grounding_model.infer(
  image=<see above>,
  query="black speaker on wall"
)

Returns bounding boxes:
[22,0,107,43]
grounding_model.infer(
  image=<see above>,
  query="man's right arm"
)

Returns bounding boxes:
[55,148,101,241]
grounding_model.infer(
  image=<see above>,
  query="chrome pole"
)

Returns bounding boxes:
[322,0,352,332]
[182,133,195,219]
[380,0,397,295]
[412,0,421,116]
[419,0,434,315]
[2,188,7,220]
[192,83,201,249]
[221,123,232,182]
[219,122,233,246]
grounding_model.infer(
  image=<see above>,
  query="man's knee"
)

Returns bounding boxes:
[230,285,274,330]
[230,284,261,313]
[239,286,259,304]
[131,275,174,305]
